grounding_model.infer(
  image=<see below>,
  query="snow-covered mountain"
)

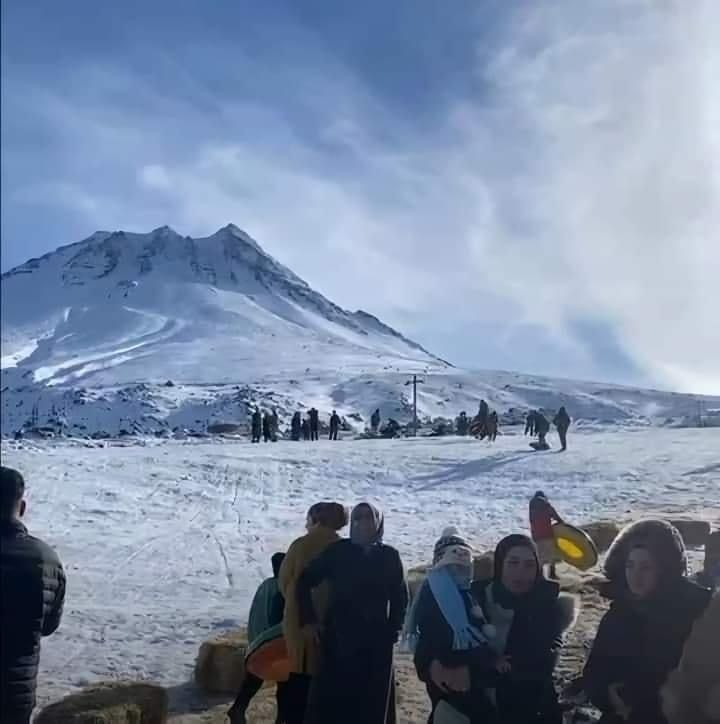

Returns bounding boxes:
[1,224,439,386]
[2,224,718,436]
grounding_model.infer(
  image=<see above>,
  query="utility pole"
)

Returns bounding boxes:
[404,374,425,436]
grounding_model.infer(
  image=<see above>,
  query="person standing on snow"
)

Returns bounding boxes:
[455,411,469,436]
[583,520,711,724]
[370,408,381,435]
[270,408,279,442]
[478,400,489,426]
[328,411,340,441]
[1,467,66,724]
[291,412,302,442]
[296,503,408,724]
[528,491,564,580]
[302,417,311,441]
[228,552,288,724]
[553,407,571,451]
[405,527,498,722]
[251,407,262,443]
[262,411,272,443]
[471,535,577,723]
[534,411,551,449]
[278,502,349,724]
[524,411,536,436]
[309,408,320,441]
[486,411,499,442]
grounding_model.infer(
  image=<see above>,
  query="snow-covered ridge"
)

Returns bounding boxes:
[2,224,718,437]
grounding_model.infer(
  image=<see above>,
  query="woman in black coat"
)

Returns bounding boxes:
[583,519,712,724]
[472,534,577,724]
[295,503,408,724]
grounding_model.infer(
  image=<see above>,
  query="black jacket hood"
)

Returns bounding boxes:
[604,519,687,584]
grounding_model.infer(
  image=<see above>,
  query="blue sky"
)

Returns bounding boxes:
[2,0,719,392]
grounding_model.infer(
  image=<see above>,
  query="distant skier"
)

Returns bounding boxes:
[529,490,565,579]
[486,410,499,442]
[553,406,571,451]
[262,411,272,443]
[309,408,319,441]
[291,412,301,442]
[251,407,262,444]
[329,411,340,441]
[534,411,551,449]
[455,411,469,436]
[370,408,381,435]
[524,411,536,436]
[302,417,311,441]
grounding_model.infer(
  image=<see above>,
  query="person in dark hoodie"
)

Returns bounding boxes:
[1,467,66,724]
[583,519,711,724]
[524,411,536,436]
[328,411,340,441]
[309,408,320,441]
[472,534,576,724]
[291,412,302,442]
[263,411,272,443]
[552,407,571,451]
[228,552,287,724]
[296,503,408,724]
[405,527,498,723]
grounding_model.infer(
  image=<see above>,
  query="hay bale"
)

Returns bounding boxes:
[704,530,720,576]
[35,682,167,724]
[195,629,248,694]
[582,521,620,553]
[407,565,429,600]
[670,520,711,548]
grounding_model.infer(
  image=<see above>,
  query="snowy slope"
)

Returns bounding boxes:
[2,224,719,436]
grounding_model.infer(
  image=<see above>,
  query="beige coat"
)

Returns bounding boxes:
[662,592,720,724]
[278,526,340,675]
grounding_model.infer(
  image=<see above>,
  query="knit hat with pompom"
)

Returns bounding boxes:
[433,526,474,568]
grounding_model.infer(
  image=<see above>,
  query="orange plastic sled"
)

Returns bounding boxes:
[245,623,291,682]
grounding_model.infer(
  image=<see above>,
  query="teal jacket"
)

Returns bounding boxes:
[247,577,284,643]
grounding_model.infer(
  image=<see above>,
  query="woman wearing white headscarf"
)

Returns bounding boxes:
[295,503,408,724]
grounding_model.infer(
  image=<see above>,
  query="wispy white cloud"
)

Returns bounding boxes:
[2,0,718,392]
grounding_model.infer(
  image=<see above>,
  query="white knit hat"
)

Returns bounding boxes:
[433,526,474,568]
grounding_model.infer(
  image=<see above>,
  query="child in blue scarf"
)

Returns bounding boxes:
[405,528,499,723]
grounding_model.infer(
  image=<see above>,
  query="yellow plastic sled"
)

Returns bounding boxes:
[552,522,598,571]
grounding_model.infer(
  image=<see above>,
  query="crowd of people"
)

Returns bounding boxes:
[252,408,344,443]
[249,402,573,449]
[524,407,572,451]
[227,493,716,724]
[2,465,716,724]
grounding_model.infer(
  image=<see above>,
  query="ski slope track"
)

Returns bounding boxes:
[2,224,719,436]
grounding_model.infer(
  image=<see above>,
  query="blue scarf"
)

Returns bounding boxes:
[402,567,491,653]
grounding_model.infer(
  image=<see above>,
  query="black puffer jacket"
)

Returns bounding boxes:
[1,520,66,715]
[584,520,711,724]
